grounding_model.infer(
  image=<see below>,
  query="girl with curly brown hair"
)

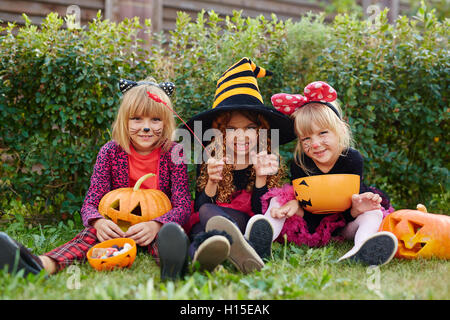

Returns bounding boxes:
[180,58,296,274]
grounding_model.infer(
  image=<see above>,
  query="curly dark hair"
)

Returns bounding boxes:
[196,110,286,203]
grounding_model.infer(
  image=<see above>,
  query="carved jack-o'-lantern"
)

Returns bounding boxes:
[98,173,172,231]
[380,205,450,259]
[292,174,360,214]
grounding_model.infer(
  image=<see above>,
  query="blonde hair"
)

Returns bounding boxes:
[112,77,176,154]
[292,102,353,175]
[196,110,286,203]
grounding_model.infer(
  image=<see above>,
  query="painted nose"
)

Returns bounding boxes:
[143,128,150,133]
[311,142,320,149]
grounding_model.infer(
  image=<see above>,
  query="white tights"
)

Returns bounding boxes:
[263,197,286,241]
[338,209,383,260]
[263,197,384,259]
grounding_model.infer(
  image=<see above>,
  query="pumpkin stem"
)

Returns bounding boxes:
[416,204,428,213]
[133,173,156,191]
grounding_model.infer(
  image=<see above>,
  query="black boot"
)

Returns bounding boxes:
[190,230,232,272]
[244,215,274,261]
[156,223,190,281]
[0,232,44,277]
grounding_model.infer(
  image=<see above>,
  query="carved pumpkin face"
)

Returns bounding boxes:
[292,174,360,214]
[380,209,450,259]
[98,173,172,231]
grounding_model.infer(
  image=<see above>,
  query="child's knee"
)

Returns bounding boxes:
[267,197,282,211]
[264,197,282,218]
[358,209,383,222]
[369,209,383,219]
[198,203,224,223]
[199,203,216,214]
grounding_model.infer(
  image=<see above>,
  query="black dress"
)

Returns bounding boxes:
[290,148,370,233]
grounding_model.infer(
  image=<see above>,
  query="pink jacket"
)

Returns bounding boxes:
[80,141,191,228]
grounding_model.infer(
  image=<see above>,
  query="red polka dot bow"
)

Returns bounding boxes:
[271,81,337,116]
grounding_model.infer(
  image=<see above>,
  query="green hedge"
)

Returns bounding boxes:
[0,4,448,217]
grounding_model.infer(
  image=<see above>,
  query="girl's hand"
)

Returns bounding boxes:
[92,218,126,242]
[206,157,225,184]
[125,221,162,247]
[271,199,303,219]
[251,151,279,178]
[350,192,382,218]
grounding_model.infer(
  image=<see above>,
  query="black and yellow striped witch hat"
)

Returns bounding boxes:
[185,57,296,145]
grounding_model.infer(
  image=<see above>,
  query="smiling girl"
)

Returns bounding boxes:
[266,81,398,266]
[180,58,296,274]
[0,77,191,279]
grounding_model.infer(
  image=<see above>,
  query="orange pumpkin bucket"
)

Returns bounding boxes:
[380,206,450,259]
[292,174,360,214]
[87,238,137,271]
[98,173,172,232]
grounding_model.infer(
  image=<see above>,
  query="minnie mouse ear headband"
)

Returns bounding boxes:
[271,81,341,119]
[119,79,175,97]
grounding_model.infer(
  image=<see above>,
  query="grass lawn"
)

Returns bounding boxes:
[0,217,449,300]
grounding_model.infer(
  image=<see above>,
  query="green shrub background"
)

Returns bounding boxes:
[0,4,448,219]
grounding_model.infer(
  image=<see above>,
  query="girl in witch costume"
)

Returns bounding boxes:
[0,78,192,279]
[261,81,397,266]
[160,57,296,274]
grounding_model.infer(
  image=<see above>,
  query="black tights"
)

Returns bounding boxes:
[189,203,250,241]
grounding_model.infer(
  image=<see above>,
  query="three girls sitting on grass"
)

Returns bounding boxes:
[0,58,397,281]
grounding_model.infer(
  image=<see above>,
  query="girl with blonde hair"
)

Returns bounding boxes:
[265,81,397,266]
[0,78,192,281]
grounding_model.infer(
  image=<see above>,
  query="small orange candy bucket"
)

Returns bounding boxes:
[87,238,137,271]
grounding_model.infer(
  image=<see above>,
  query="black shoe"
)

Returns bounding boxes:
[339,231,398,266]
[156,223,190,281]
[191,230,231,272]
[0,232,44,277]
[244,215,273,261]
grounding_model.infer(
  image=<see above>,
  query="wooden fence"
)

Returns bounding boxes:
[0,0,104,27]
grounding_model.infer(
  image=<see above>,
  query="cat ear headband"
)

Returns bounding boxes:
[271,81,340,119]
[119,79,175,97]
